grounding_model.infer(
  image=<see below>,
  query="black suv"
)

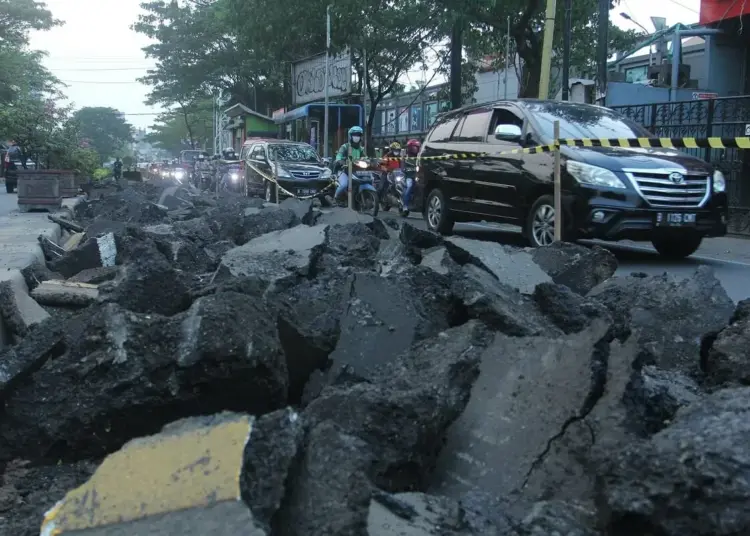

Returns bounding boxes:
[416,99,728,259]
[241,140,333,201]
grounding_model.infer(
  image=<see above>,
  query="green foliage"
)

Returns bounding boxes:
[93,168,111,181]
[0,0,61,104]
[0,94,71,157]
[456,0,639,97]
[145,99,214,154]
[71,107,134,163]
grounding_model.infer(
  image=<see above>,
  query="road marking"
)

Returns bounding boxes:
[41,414,253,535]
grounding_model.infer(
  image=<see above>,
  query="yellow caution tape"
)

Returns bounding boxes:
[244,162,337,200]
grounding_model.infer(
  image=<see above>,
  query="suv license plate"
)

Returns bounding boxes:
[297,188,315,196]
[656,212,697,227]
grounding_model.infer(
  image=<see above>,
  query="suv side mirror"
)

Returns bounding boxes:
[494,124,523,142]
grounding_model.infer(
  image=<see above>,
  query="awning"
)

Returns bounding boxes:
[274,103,362,124]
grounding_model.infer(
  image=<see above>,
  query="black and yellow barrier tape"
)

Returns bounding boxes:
[378,136,750,163]
[558,136,750,149]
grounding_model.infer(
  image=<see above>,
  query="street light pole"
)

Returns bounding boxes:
[504,16,510,99]
[562,0,572,100]
[620,13,652,66]
[323,5,332,158]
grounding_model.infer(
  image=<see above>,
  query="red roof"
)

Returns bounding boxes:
[700,0,750,24]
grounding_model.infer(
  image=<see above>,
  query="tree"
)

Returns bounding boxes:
[71,107,134,163]
[0,0,61,104]
[146,99,214,154]
[133,0,286,113]
[455,0,639,97]
[0,94,70,163]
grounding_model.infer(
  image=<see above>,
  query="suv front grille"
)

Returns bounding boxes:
[625,170,709,208]
[290,170,320,180]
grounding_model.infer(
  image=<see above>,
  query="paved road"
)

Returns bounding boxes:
[0,189,62,271]
[0,187,16,216]
[383,212,750,304]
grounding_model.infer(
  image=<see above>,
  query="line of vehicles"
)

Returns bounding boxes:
[142,99,728,259]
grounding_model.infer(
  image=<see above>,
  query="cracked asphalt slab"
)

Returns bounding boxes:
[381,213,750,303]
[2,181,750,535]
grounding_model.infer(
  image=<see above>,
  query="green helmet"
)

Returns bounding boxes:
[348,126,364,137]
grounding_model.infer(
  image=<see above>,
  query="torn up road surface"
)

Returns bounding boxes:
[0,181,748,536]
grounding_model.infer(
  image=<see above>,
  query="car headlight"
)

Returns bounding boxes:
[320,168,332,178]
[566,161,626,189]
[713,169,726,193]
[276,166,291,178]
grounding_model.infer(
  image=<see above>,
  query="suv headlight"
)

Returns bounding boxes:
[713,169,726,193]
[320,167,332,178]
[566,161,626,189]
[276,166,291,178]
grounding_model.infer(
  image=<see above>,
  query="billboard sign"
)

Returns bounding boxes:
[292,49,351,105]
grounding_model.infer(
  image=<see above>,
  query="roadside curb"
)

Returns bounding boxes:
[0,195,86,350]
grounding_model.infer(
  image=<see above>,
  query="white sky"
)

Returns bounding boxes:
[28,0,701,130]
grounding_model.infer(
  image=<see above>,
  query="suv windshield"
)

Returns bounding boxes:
[180,151,201,163]
[269,144,319,163]
[526,102,652,142]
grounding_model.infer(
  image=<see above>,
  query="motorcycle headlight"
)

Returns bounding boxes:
[566,161,626,189]
[355,160,368,169]
[230,172,239,181]
[395,174,404,182]
[713,169,726,193]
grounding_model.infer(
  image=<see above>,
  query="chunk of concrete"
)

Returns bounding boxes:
[0,269,50,340]
[431,319,613,516]
[219,224,327,287]
[532,242,617,295]
[31,280,99,307]
[444,236,552,294]
[39,413,265,536]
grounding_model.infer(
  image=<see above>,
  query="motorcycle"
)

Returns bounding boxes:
[219,164,243,193]
[334,159,379,217]
[380,164,415,217]
[172,167,187,183]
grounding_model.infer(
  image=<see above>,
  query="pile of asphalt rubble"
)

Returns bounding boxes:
[1,178,749,536]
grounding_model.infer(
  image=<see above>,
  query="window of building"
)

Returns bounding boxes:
[410,105,423,132]
[625,66,649,83]
[386,109,396,134]
[425,102,439,127]
[439,100,451,112]
[428,116,460,142]
[453,109,491,142]
[399,107,410,132]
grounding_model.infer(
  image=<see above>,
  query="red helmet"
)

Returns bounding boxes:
[406,139,421,155]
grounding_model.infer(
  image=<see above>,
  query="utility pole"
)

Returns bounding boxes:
[504,16,510,99]
[363,49,368,152]
[562,0,572,100]
[596,0,610,103]
[450,20,462,109]
[538,0,557,99]
[323,5,332,158]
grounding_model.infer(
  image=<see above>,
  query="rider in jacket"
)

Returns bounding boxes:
[378,141,403,199]
[401,139,421,216]
[333,126,365,205]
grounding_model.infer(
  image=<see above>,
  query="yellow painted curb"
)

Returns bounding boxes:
[40,413,253,535]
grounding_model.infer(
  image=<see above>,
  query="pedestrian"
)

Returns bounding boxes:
[113,157,123,181]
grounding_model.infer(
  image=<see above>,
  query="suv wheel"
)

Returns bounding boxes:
[651,233,703,259]
[424,188,454,234]
[526,195,558,247]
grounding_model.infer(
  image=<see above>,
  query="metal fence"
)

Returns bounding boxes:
[611,96,750,235]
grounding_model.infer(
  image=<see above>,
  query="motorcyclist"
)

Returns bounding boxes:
[401,139,421,216]
[113,157,123,180]
[217,147,239,191]
[378,141,403,199]
[333,126,366,205]
[194,153,208,188]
